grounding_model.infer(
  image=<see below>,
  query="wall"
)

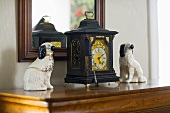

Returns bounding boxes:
[106,0,149,78]
[32,0,70,33]
[0,0,149,90]
[0,0,66,90]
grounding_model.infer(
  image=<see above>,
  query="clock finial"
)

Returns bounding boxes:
[85,11,94,19]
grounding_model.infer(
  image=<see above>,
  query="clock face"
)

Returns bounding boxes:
[92,48,107,69]
[91,38,109,71]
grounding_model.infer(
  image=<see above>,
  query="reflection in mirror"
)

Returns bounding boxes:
[32,0,95,32]
[32,15,67,48]
[18,0,105,62]
[32,0,94,49]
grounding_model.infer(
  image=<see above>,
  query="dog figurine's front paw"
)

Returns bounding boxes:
[48,85,54,89]
[132,76,139,83]
[138,76,147,83]
[120,78,131,83]
[132,76,147,83]
[46,83,54,89]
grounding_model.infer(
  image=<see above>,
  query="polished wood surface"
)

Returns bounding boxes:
[0,81,170,113]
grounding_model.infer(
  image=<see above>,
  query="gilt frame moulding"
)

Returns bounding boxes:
[18,0,105,62]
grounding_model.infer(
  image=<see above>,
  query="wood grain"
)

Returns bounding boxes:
[0,82,170,113]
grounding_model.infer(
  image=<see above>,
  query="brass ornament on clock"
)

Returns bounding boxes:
[71,39,81,69]
[91,39,109,71]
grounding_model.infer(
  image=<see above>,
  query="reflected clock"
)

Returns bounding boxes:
[64,12,119,87]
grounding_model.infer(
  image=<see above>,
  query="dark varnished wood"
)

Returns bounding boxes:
[95,0,105,28]
[18,0,105,62]
[1,81,170,112]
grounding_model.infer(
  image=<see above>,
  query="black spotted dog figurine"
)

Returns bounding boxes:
[24,42,55,90]
[119,43,147,83]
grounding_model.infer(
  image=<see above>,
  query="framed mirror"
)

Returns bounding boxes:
[18,0,105,62]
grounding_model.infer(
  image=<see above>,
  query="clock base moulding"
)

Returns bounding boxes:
[65,73,120,85]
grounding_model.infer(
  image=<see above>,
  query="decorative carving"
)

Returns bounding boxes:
[106,37,109,43]
[90,37,94,43]
[50,42,61,48]
[96,36,105,38]
[71,39,81,69]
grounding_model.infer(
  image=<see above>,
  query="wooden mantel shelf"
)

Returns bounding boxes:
[0,81,170,113]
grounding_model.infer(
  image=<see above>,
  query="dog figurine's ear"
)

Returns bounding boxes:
[120,44,126,57]
[130,44,134,49]
[130,44,134,54]
[38,45,46,59]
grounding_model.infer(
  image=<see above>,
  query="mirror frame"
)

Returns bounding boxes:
[18,0,105,62]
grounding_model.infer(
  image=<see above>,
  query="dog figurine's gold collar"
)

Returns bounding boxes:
[46,53,53,56]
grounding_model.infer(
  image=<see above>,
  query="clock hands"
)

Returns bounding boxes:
[97,54,104,64]
[99,53,104,57]
[97,57,102,64]
[92,48,107,70]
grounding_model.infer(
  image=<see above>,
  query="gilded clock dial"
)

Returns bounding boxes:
[91,38,109,71]
[92,47,107,70]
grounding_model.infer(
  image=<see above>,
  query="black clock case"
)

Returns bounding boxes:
[64,18,119,85]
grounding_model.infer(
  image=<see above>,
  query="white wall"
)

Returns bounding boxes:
[158,0,170,81]
[0,0,149,90]
[32,0,70,33]
[106,0,149,78]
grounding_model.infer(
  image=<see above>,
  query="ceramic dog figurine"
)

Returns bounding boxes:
[119,43,147,83]
[24,42,55,90]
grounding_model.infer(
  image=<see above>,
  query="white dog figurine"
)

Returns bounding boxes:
[119,43,147,83]
[24,42,55,90]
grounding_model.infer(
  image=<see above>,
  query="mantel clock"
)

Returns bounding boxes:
[64,12,119,86]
